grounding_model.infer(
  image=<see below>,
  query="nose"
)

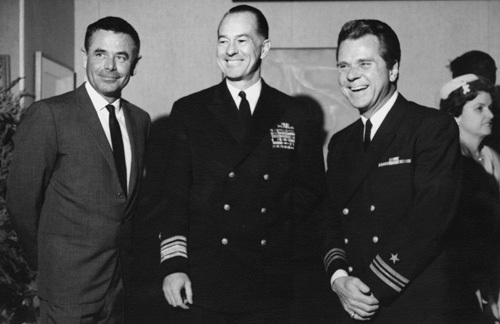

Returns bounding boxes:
[485,107,494,119]
[104,56,116,71]
[346,66,361,81]
[226,41,238,56]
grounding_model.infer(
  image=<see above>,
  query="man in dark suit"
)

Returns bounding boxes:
[319,20,463,323]
[159,5,325,322]
[7,16,150,323]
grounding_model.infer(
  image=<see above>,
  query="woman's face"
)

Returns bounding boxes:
[456,91,494,141]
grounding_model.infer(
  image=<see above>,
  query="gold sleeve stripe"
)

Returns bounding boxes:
[160,235,187,263]
[323,248,347,269]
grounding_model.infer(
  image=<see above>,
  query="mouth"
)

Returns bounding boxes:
[99,75,120,81]
[350,85,368,93]
[226,59,243,66]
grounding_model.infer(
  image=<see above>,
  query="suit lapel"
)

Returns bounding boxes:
[207,81,242,142]
[344,96,407,204]
[75,85,116,173]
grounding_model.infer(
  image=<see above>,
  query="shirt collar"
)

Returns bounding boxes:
[226,79,262,110]
[85,82,121,112]
[361,91,399,133]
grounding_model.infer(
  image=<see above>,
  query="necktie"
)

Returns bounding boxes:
[106,104,127,195]
[364,119,372,152]
[238,91,252,138]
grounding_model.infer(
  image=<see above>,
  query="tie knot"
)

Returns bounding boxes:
[105,104,116,115]
[239,91,247,99]
[365,119,372,129]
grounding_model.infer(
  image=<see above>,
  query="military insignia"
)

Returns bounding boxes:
[370,254,409,292]
[270,122,295,150]
[323,248,347,270]
[378,156,411,167]
[160,235,187,262]
[390,253,400,264]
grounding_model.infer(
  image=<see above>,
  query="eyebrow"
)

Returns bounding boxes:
[218,33,250,39]
[93,48,130,59]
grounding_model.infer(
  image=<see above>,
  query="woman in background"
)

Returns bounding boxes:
[440,74,500,323]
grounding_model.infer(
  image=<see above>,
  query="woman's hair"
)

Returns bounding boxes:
[439,74,495,117]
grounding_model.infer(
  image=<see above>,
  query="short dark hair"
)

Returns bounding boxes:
[449,50,497,84]
[439,75,495,117]
[337,19,401,70]
[219,5,269,39]
[84,16,140,56]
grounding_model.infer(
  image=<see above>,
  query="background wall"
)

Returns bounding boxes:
[0,0,74,106]
[0,0,20,89]
[74,0,500,126]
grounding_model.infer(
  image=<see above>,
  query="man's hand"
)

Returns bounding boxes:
[488,289,500,323]
[162,272,193,309]
[332,276,379,321]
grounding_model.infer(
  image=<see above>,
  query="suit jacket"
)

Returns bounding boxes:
[7,84,151,304]
[159,80,325,313]
[320,94,463,323]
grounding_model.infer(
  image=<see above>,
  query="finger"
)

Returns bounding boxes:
[185,281,193,304]
[162,286,174,306]
[350,290,379,306]
[353,312,372,321]
[351,278,371,295]
[167,289,178,307]
[178,302,190,310]
[172,287,184,307]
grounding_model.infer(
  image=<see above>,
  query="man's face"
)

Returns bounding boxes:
[216,12,270,89]
[337,35,398,116]
[83,29,138,102]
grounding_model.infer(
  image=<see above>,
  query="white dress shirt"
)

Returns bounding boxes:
[85,82,131,191]
[226,79,262,115]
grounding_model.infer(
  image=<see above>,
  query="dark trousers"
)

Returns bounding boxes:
[39,277,124,324]
[169,304,291,324]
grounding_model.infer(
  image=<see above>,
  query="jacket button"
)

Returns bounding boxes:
[342,208,349,215]
[348,266,353,273]
[372,236,379,243]
[263,174,269,180]
[224,204,231,211]
[344,238,348,244]
[370,205,376,212]
[260,239,267,246]
[228,171,235,178]
[118,192,124,199]
[221,238,228,245]
[260,207,267,214]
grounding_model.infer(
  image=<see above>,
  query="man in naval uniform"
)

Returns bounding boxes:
[319,19,463,323]
[158,5,325,323]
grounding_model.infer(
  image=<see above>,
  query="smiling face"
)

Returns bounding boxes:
[337,35,398,118]
[83,29,138,103]
[216,12,270,90]
[456,91,494,141]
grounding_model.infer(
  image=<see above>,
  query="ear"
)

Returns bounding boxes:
[81,48,88,70]
[131,55,142,76]
[389,61,399,82]
[260,39,271,60]
[454,116,461,125]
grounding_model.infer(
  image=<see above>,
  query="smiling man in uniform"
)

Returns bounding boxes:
[319,19,464,323]
[159,5,325,323]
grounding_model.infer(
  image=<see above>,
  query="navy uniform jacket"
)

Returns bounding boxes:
[320,94,463,323]
[159,80,325,313]
[7,84,151,305]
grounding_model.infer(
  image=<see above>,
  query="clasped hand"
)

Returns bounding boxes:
[162,272,193,309]
[333,276,379,321]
